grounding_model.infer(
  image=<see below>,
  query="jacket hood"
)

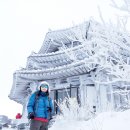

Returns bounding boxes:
[37,81,50,91]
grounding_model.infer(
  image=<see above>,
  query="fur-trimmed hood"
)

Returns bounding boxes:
[37,81,50,91]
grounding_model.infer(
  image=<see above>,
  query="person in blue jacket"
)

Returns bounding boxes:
[27,81,53,130]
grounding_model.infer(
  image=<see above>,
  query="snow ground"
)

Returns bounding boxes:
[50,109,130,130]
[2,109,130,130]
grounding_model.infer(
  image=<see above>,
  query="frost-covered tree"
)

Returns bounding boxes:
[55,97,95,121]
[110,0,130,31]
[110,0,130,13]
[60,19,130,83]
[52,0,130,116]
[59,1,130,110]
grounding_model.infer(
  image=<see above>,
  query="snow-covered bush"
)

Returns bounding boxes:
[55,97,95,121]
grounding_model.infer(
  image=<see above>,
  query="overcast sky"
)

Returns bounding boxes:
[0,0,125,119]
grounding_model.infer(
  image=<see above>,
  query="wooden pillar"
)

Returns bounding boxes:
[109,84,114,110]
[100,85,108,111]
[79,74,96,110]
[95,83,101,112]
[86,85,96,111]
[80,83,86,106]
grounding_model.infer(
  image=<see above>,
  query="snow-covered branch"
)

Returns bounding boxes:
[110,0,130,13]
[59,19,130,84]
[55,97,95,121]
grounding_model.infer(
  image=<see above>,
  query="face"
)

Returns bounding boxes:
[40,84,48,92]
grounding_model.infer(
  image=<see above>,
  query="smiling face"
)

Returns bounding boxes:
[40,84,48,92]
[41,87,48,92]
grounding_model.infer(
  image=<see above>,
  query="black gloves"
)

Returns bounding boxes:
[47,107,52,112]
[28,112,35,119]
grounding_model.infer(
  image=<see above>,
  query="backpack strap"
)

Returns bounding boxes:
[47,96,52,120]
[34,91,40,111]
[48,97,51,107]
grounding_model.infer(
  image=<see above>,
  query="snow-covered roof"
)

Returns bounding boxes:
[38,21,90,54]
[9,19,130,104]
[27,42,91,69]
[9,59,96,104]
[9,21,93,104]
[26,20,101,69]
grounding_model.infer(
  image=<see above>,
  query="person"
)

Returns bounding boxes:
[27,81,53,130]
[16,113,22,119]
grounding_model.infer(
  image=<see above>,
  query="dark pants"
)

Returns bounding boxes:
[30,120,48,130]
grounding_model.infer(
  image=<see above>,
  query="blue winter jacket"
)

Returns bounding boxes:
[27,91,53,119]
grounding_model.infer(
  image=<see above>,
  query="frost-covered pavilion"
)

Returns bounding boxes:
[9,20,130,117]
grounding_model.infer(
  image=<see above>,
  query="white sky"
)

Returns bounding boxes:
[0,0,127,119]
